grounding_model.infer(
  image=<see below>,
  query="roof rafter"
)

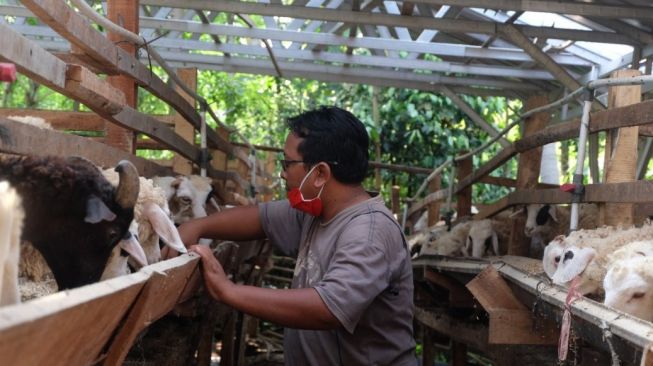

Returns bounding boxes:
[408,0,653,21]
[139,0,637,44]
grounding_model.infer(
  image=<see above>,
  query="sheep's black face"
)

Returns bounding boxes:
[0,155,138,290]
[536,205,551,225]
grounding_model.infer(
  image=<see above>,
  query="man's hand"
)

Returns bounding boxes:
[190,244,233,301]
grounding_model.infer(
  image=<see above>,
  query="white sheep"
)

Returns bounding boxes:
[604,256,653,322]
[0,181,22,306]
[522,203,599,250]
[463,211,512,258]
[551,224,653,295]
[419,221,473,256]
[153,175,214,225]
[101,170,187,279]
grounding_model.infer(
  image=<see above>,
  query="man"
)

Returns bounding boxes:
[181,106,416,365]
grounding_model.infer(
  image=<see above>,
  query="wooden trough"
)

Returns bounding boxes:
[413,255,653,365]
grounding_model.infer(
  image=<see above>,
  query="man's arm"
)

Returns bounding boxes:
[178,205,265,246]
[191,245,341,330]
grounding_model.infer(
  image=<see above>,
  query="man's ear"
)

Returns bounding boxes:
[313,162,331,187]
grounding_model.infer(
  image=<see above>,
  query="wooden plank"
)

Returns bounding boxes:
[0,118,172,177]
[455,146,517,195]
[65,65,126,115]
[20,0,235,155]
[0,22,66,88]
[600,69,641,227]
[103,255,200,365]
[172,68,197,175]
[516,99,653,153]
[0,272,148,366]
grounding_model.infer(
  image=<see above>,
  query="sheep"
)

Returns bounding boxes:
[463,211,512,258]
[419,221,473,256]
[153,175,214,225]
[0,155,140,289]
[7,115,53,130]
[603,256,653,322]
[0,181,22,306]
[551,224,653,295]
[103,170,186,264]
[521,203,599,250]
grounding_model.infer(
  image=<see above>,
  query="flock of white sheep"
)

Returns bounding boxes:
[412,202,653,323]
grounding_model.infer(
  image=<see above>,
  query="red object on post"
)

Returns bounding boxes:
[560,183,576,193]
[0,63,16,83]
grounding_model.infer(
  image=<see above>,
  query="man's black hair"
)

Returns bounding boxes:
[287,106,369,184]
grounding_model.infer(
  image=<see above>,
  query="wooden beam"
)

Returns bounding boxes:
[65,65,126,115]
[140,0,636,44]
[20,0,235,155]
[0,118,172,177]
[0,22,66,88]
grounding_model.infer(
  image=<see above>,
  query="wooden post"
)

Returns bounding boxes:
[451,342,467,366]
[105,0,138,153]
[428,175,441,227]
[172,68,197,175]
[422,326,435,366]
[599,69,641,227]
[456,152,472,218]
[508,95,549,256]
[391,185,401,216]
[211,127,231,186]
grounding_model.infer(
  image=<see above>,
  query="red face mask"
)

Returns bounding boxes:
[287,164,325,217]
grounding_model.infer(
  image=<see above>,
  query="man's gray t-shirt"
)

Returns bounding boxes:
[259,194,416,366]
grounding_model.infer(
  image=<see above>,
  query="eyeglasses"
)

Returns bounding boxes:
[279,159,305,171]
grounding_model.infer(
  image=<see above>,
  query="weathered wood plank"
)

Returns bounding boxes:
[455,146,517,195]
[0,118,172,177]
[0,22,66,88]
[20,0,235,155]
[0,272,148,366]
[0,109,174,131]
[103,255,200,365]
[172,68,197,174]
[414,306,489,352]
[66,65,126,115]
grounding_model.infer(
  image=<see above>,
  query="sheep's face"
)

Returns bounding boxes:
[524,204,557,237]
[466,220,498,257]
[543,236,567,278]
[604,258,653,321]
[551,245,597,288]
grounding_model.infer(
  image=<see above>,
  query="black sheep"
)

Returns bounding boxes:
[0,155,139,289]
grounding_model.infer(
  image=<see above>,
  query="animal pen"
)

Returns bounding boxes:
[3,1,653,365]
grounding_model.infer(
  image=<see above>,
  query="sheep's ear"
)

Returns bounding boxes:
[492,231,499,256]
[509,206,526,218]
[463,236,472,256]
[119,231,148,267]
[143,202,188,254]
[548,205,558,223]
[552,247,596,284]
[85,195,117,223]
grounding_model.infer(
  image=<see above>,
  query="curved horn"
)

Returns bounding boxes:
[115,160,139,209]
